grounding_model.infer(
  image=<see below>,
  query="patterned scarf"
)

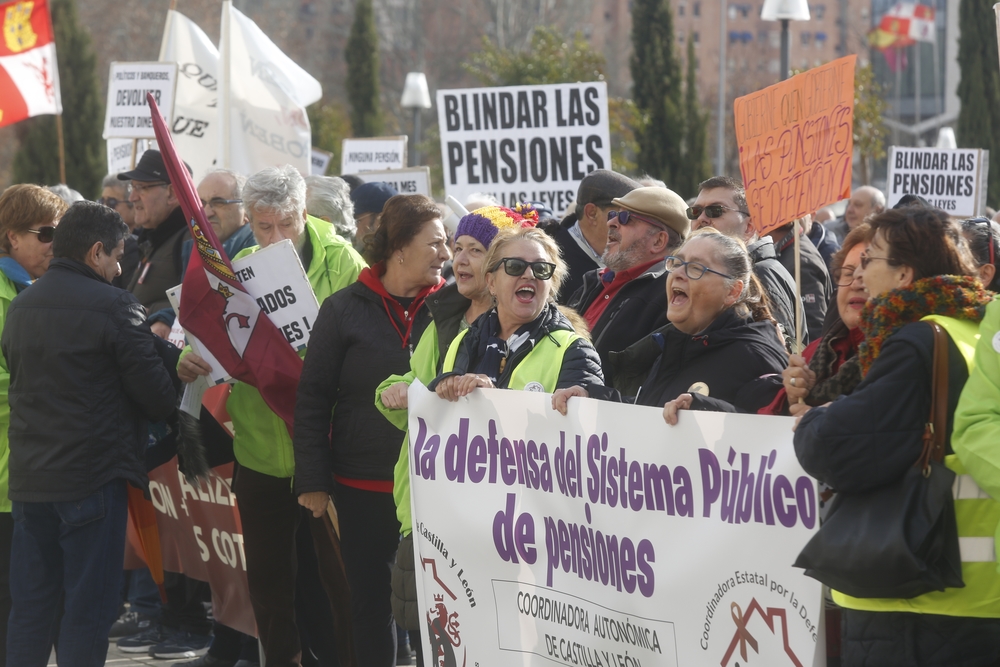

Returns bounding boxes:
[858,275,991,375]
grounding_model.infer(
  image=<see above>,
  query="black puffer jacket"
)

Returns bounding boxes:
[2,259,177,502]
[567,260,668,386]
[294,279,436,491]
[748,237,809,347]
[600,309,786,413]
[425,282,471,363]
[429,303,604,391]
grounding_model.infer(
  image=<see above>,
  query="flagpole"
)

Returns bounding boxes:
[55,114,66,184]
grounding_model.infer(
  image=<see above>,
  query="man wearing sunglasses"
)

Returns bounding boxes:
[100,174,140,289]
[566,186,689,383]
[543,169,639,303]
[118,150,192,315]
[691,176,807,347]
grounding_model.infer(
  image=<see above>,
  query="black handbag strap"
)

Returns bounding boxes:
[919,321,949,472]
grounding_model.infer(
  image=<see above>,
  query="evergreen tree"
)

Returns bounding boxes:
[678,36,710,197]
[12,0,103,196]
[630,0,685,186]
[345,0,382,137]
[957,0,1000,204]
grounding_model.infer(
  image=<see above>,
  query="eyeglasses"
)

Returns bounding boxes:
[26,226,56,244]
[607,209,667,230]
[490,257,557,280]
[833,266,861,287]
[685,204,749,220]
[664,255,733,280]
[98,197,133,209]
[201,197,242,209]
[131,182,168,192]
[859,253,893,270]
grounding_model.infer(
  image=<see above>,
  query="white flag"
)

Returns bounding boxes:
[158,10,220,182]
[219,2,321,176]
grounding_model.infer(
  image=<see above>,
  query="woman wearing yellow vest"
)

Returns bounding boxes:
[794,206,1000,665]
[429,226,603,400]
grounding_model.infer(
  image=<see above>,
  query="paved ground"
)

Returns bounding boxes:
[48,646,198,667]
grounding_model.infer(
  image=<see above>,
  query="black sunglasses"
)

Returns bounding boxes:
[490,257,556,280]
[686,204,749,220]
[607,209,667,230]
[98,197,133,209]
[26,226,56,243]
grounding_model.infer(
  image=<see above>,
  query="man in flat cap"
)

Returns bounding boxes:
[119,150,192,315]
[544,169,640,302]
[566,186,688,385]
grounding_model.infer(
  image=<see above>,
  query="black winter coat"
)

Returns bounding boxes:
[425,282,471,363]
[748,237,809,347]
[773,230,833,342]
[794,321,1000,663]
[600,309,786,413]
[429,303,604,391]
[294,280,435,491]
[566,260,668,387]
[2,259,177,502]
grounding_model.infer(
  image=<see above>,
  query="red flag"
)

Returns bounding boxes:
[0,0,61,127]
[146,93,304,436]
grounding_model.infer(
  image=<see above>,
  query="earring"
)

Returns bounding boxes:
[398,255,404,265]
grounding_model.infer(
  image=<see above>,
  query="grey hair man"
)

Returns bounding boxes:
[824,186,886,245]
[305,175,355,241]
[690,175,808,346]
[99,175,136,231]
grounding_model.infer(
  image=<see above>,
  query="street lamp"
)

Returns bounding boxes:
[761,0,810,81]
[401,72,432,167]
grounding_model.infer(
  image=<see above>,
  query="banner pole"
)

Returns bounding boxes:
[793,217,804,356]
[55,113,66,184]
[130,138,138,169]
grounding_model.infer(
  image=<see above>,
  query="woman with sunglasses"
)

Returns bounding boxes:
[794,206,1000,666]
[429,226,603,400]
[0,184,67,662]
[960,217,1000,291]
[373,205,537,649]
[554,227,786,423]
[761,224,870,417]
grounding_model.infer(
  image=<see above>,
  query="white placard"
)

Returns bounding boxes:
[106,138,154,176]
[408,383,824,667]
[311,147,333,175]
[437,82,612,211]
[341,136,408,174]
[886,146,989,216]
[104,62,178,139]
[354,167,432,196]
[168,239,319,386]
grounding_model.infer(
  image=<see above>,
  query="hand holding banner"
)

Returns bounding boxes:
[735,55,856,237]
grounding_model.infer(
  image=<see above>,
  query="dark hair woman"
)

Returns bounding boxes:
[554,227,787,423]
[761,223,871,416]
[794,206,1000,666]
[961,216,1000,291]
[294,194,448,666]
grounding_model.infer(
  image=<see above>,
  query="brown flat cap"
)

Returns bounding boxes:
[612,186,690,239]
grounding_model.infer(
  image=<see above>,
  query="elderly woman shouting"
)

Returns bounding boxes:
[429,226,603,398]
[554,227,787,421]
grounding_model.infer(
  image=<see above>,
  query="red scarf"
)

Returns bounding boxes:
[357,263,444,349]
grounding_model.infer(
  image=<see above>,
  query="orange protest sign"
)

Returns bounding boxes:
[735,55,857,237]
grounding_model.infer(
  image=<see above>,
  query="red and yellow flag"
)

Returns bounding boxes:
[0,0,61,127]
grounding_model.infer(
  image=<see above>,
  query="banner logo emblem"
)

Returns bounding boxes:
[3,2,37,53]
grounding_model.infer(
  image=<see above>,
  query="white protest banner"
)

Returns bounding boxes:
[106,138,153,175]
[355,167,431,196]
[311,147,333,175]
[219,1,321,176]
[340,136,408,174]
[168,239,319,385]
[436,82,611,211]
[408,384,824,667]
[159,9,220,182]
[886,146,989,216]
[104,62,178,139]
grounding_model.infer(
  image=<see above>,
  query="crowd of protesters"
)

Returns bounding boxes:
[0,150,999,667]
